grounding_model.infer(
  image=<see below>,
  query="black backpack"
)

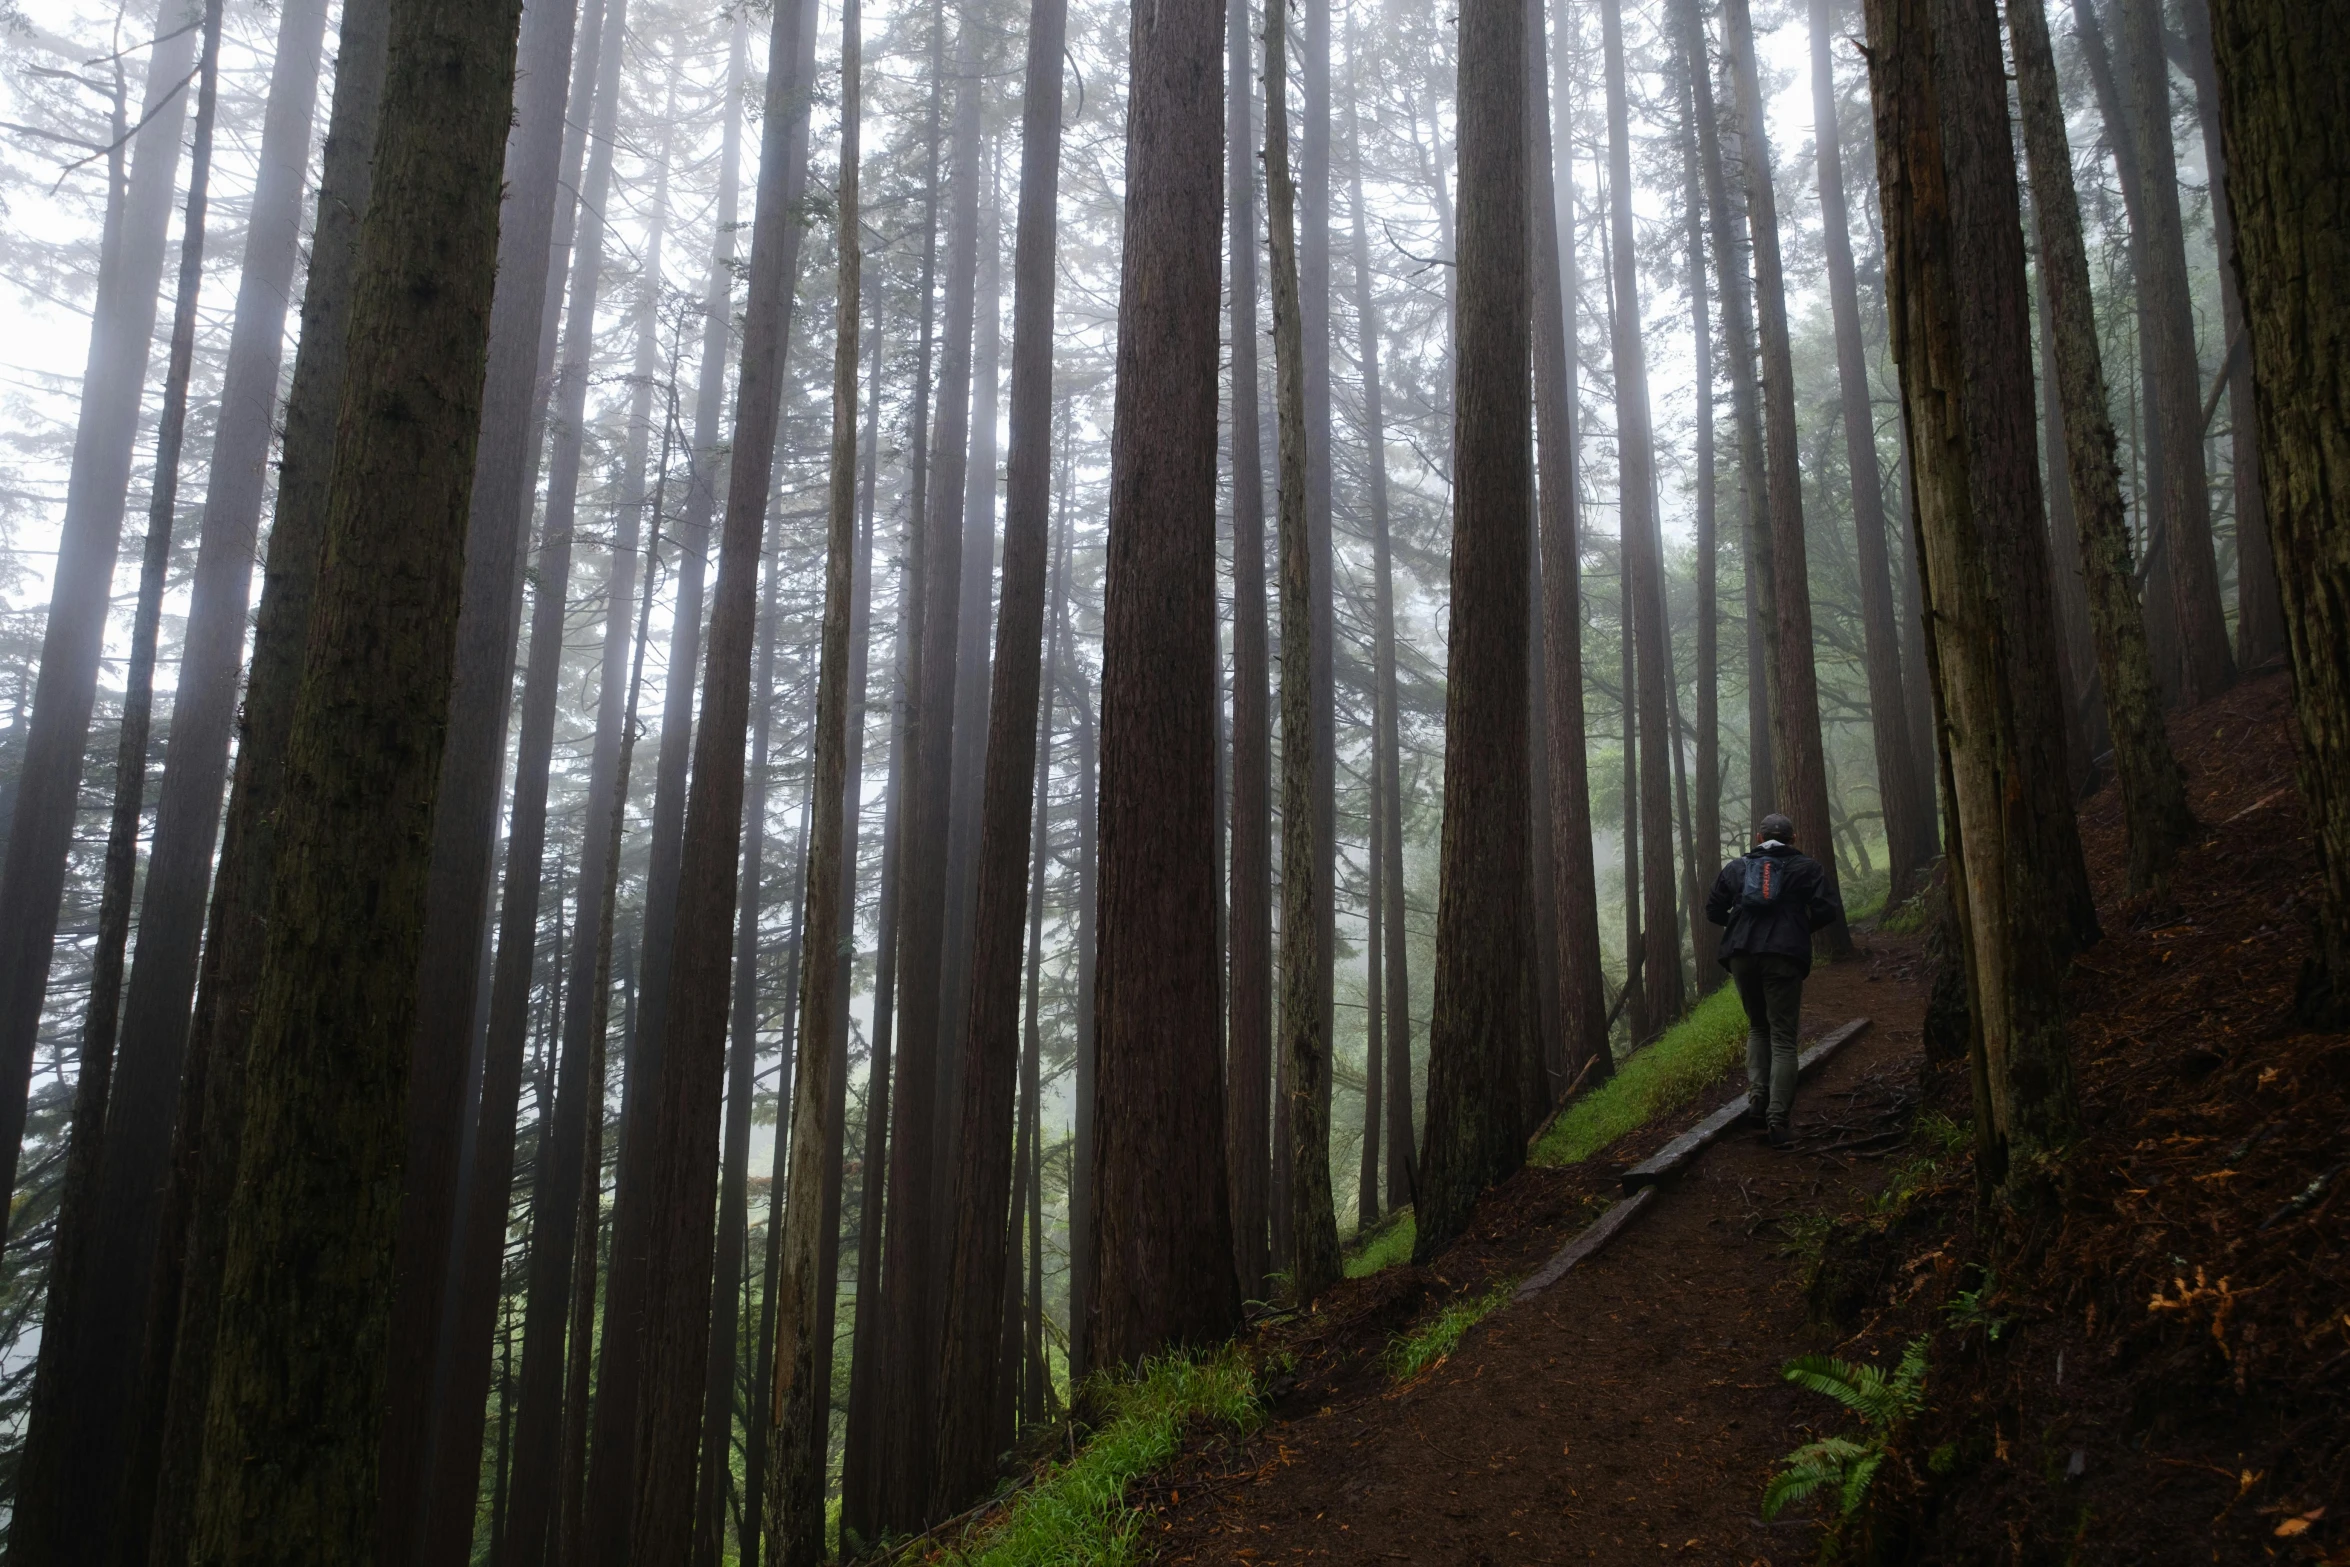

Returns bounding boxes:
[1738,852,1789,913]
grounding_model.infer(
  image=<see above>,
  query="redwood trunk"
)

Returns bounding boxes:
[2202,0,2350,1021]
[933,0,1070,1502]
[1087,0,1243,1364]
[2009,0,2195,893]
[1724,0,1848,952]
[1416,0,1531,1262]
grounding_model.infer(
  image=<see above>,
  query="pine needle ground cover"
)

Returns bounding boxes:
[960,1346,1261,1567]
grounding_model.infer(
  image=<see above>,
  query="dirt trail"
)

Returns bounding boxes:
[1148,947,1930,1566]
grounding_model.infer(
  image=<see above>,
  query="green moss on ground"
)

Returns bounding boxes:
[960,1346,1261,1567]
[1529,985,1750,1168]
[1344,1208,1416,1278]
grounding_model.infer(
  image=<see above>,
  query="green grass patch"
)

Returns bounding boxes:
[1528,986,1751,1168]
[1383,1280,1514,1382]
[962,1345,1261,1567]
[1345,1207,1416,1278]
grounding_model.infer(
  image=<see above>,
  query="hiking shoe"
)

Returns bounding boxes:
[1767,1123,1794,1150]
[1743,1103,1769,1129]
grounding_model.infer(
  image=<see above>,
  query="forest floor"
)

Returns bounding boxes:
[1135,938,1932,1566]
[1132,671,2346,1566]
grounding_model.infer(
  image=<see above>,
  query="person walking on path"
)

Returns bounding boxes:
[1706,812,1843,1148]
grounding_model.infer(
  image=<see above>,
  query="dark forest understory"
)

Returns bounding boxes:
[0,0,2344,1558]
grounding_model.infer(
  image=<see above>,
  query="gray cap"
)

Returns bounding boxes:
[1757,813,1795,843]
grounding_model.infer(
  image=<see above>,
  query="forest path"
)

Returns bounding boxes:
[1149,943,1930,1567]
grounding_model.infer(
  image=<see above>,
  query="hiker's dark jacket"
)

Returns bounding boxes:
[1704,844,1843,974]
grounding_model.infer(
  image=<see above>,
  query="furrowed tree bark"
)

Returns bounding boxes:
[1416,0,1531,1262]
[1225,0,1273,1303]
[12,1,220,1551]
[934,0,1070,1504]
[2117,0,2234,706]
[2177,0,2277,672]
[1087,0,1242,1365]
[1723,0,1848,954]
[184,0,527,1540]
[1861,0,2098,1191]
[626,0,825,1543]
[762,14,860,1558]
[1267,0,1341,1306]
[2201,0,2350,1022]
[2008,0,2195,894]
[0,0,197,1250]
[1533,0,1610,1085]
[1602,0,1684,1036]
[123,2,389,1554]
[73,0,330,1525]
[379,0,593,1543]
[1670,0,1773,838]
[2035,260,2106,782]
[876,8,981,1524]
[1808,0,1929,902]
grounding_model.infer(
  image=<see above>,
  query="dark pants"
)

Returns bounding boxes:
[1727,953,1805,1128]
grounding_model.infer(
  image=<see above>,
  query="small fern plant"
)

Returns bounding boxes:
[1762,1336,1930,1522]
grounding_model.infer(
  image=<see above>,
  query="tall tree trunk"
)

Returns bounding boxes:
[1416,0,1530,1262]
[1670,0,1773,843]
[694,428,793,1567]
[1809,0,1930,903]
[123,0,390,1552]
[1225,0,1274,1304]
[1675,46,1724,959]
[0,0,198,1251]
[844,29,946,1526]
[1267,0,1342,1306]
[2202,0,2350,1020]
[1361,749,1384,1224]
[1861,0,2099,1191]
[487,0,636,1549]
[876,10,982,1526]
[81,0,330,1523]
[379,0,596,1543]
[760,14,862,1556]
[2177,0,2277,671]
[1065,546,1100,1380]
[933,0,1070,1504]
[1533,0,1610,1085]
[12,0,221,1552]
[1017,508,1069,1420]
[939,152,1006,1230]
[2118,0,2235,705]
[626,0,827,1542]
[1723,0,1849,955]
[1301,0,1339,1171]
[1087,0,1242,1364]
[1602,0,1684,1036]
[2036,260,2107,783]
[183,0,527,1540]
[2009,0,2195,894]
[556,506,671,1567]
[839,403,913,1561]
[589,7,817,1549]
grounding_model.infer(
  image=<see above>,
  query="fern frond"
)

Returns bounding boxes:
[1838,1449,1887,1516]
[1762,1438,1872,1520]
[1782,1356,1899,1425]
